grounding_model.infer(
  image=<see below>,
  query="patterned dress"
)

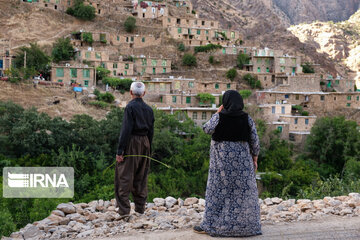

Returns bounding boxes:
[200,113,262,237]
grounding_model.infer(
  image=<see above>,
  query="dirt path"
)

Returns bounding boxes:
[88,216,360,240]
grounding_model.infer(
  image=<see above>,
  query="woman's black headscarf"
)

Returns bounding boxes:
[212,90,250,142]
[221,90,247,116]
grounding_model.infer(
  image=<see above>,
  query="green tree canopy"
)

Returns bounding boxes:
[96,66,111,82]
[124,17,136,33]
[226,68,237,81]
[182,54,197,67]
[14,43,51,75]
[51,38,75,63]
[237,53,250,69]
[66,0,96,21]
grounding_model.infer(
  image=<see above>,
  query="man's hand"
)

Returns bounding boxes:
[217,105,224,113]
[252,156,258,172]
[116,155,124,163]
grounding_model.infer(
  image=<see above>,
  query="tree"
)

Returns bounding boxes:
[66,0,96,21]
[82,32,93,45]
[124,17,136,33]
[182,54,197,66]
[51,38,75,63]
[96,66,110,82]
[197,93,215,104]
[226,68,237,81]
[306,116,360,175]
[14,43,51,75]
[239,90,252,99]
[237,53,250,69]
[178,43,185,52]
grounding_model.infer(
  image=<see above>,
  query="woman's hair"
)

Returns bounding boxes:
[130,82,145,96]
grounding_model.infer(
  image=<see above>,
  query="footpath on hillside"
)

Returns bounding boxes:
[85,215,360,240]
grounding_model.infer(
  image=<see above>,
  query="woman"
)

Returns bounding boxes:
[194,90,262,237]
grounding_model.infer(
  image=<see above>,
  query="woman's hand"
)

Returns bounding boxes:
[252,156,258,172]
[217,105,224,113]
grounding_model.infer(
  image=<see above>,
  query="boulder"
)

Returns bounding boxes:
[153,198,165,207]
[184,197,198,206]
[57,203,76,214]
[22,224,42,240]
[165,196,177,209]
[76,229,94,238]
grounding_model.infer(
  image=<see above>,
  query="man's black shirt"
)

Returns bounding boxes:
[117,98,155,155]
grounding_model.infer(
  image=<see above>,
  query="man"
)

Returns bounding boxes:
[115,82,155,217]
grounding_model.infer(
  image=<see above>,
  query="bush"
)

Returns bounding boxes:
[102,77,133,91]
[178,43,185,52]
[197,93,215,104]
[301,111,309,116]
[51,38,75,63]
[302,62,315,73]
[194,44,222,53]
[208,55,214,64]
[243,73,261,89]
[96,66,111,82]
[88,101,109,109]
[124,17,136,33]
[292,105,303,112]
[182,54,197,66]
[237,53,250,69]
[66,1,96,21]
[226,68,237,81]
[82,32,93,45]
[98,92,115,103]
[239,90,252,99]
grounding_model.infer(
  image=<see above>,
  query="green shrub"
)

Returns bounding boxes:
[292,105,303,112]
[66,0,96,21]
[51,38,75,63]
[237,53,250,69]
[239,90,252,99]
[226,68,237,81]
[208,55,214,64]
[96,66,111,82]
[301,111,309,116]
[88,101,109,109]
[98,92,115,103]
[178,43,185,52]
[103,77,133,91]
[182,54,197,66]
[243,73,260,89]
[82,32,93,44]
[194,44,222,53]
[124,17,136,33]
[197,93,215,104]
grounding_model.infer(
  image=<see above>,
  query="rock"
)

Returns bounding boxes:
[22,224,42,240]
[169,205,180,213]
[340,208,353,215]
[132,223,144,229]
[75,203,88,209]
[9,232,23,239]
[146,203,155,209]
[47,214,70,226]
[72,222,84,232]
[198,198,206,206]
[153,198,165,207]
[111,199,116,206]
[177,198,184,207]
[184,197,198,206]
[264,198,273,206]
[51,210,65,217]
[107,206,116,211]
[258,199,263,205]
[165,196,177,208]
[349,193,360,199]
[328,199,342,207]
[57,203,76,214]
[104,201,111,208]
[157,206,167,211]
[271,197,283,204]
[76,229,94,238]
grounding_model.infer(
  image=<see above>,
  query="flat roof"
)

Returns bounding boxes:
[289,131,311,135]
[157,107,218,111]
[279,115,317,118]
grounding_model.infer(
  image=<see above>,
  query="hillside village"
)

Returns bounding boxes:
[0,0,360,149]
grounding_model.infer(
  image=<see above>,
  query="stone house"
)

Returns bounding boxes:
[0,49,15,77]
[110,34,161,48]
[51,64,96,88]
[71,32,111,47]
[21,0,74,11]
[133,57,172,76]
[132,1,168,19]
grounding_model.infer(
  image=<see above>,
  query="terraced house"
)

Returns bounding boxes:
[133,56,171,76]
[51,64,96,88]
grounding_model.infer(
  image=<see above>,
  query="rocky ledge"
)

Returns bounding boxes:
[4,193,360,240]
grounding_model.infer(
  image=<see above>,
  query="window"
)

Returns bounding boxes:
[100,33,106,42]
[56,68,64,77]
[201,21,205,26]
[160,96,163,102]
[113,70,116,76]
[296,95,299,100]
[205,30,209,35]
[84,80,89,87]
[186,96,191,104]
[95,52,101,59]
[257,67,261,73]
[265,59,270,65]
[335,80,340,85]
[172,96,177,103]
[292,58,297,65]
[257,59,262,64]
[231,31,235,39]
[142,37,145,42]
[70,68,77,78]
[222,48,226,54]
[151,60,157,66]
[113,63,118,69]
[117,36,120,41]
[162,60,167,66]
[305,119,309,125]
[292,67,296,73]
[197,29,201,35]
[281,106,285,114]
[357,96,359,101]
[192,112,197,120]
[130,36,134,42]
[83,69,90,78]
[168,18,171,23]
[295,118,298,124]
[142,59,147,66]
[285,95,289,99]
[320,96,325,101]
[160,83,166,91]
[125,63,129,69]
[78,51,81,57]
[277,126,283,133]
[347,96,352,101]
[188,29,191,34]
[280,66,285,72]
[266,67,269,73]
[57,79,63,83]
[152,68,156,74]
[202,112,207,120]
[233,48,237,54]
[126,37,129,42]
[163,68,166,73]
[272,106,275,114]
[85,52,90,59]
[227,83,231,89]
[279,58,285,64]
[215,83,219,89]
[347,103,351,107]
[188,82,194,88]
[124,70,127,76]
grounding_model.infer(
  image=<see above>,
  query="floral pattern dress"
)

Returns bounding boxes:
[200,113,262,237]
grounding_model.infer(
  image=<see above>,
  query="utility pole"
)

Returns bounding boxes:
[24,50,27,69]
